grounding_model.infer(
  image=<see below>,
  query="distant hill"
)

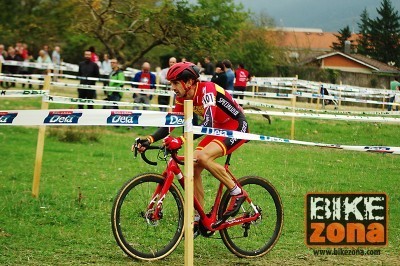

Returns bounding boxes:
[237,0,400,32]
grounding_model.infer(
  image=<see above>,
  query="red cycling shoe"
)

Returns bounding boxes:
[223,190,248,218]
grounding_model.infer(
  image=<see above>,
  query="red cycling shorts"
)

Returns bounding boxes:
[196,119,249,155]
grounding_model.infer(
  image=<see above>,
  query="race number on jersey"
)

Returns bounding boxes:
[202,92,216,108]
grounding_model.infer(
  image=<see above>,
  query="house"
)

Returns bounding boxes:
[270,27,359,62]
[305,51,400,75]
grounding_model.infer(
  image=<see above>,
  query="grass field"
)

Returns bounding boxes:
[1,92,400,265]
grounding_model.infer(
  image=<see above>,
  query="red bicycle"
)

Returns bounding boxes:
[111,143,283,261]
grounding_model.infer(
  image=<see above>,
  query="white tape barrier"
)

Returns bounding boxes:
[193,126,400,155]
[0,109,183,127]
[1,109,398,155]
[243,109,400,123]
[0,75,45,85]
[239,99,400,116]
[0,90,49,97]
[41,95,400,122]
[49,73,171,89]
[50,81,174,97]
[43,95,171,109]
[3,60,395,96]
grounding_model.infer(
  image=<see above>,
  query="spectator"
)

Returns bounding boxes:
[43,44,50,56]
[132,61,156,110]
[52,46,61,81]
[388,77,400,111]
[20,44,32,88]
[211,61,228,89]
[223,59,234,93]
[103,58,125,109]
[77,50,100,109]
[88,46,100,66]
[181,57,187,63]
[37,50,52,89]
[0,44,6,61]
[101,53,112,86]
[233,63,251,103]
[159,57,177,111]
[203,56,214,75]
[4,46,23,88]
[197,61,205,74]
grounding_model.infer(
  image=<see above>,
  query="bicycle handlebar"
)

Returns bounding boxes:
[134,145,184,166]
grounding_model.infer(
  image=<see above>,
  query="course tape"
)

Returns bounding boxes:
[239,99,400,116]
[193,126,400,155]
[1,109,398,155]
[0,75,45,85]
[0,90,49,97]
[43,95,171,109]
[3,60,396,96]
[0,109,184,127]
[242,109,400,123]
[50,81,174,96]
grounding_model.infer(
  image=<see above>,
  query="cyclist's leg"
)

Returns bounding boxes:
[193,149,205,208]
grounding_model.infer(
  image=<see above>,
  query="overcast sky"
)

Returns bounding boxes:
[235,0,400,32]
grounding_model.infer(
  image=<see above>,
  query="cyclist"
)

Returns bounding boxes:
[134,62,249,219]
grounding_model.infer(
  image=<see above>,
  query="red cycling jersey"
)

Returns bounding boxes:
[173,81,249,155]
[174,81,246,128]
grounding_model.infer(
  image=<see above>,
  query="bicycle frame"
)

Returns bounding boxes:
[146,153,261,232]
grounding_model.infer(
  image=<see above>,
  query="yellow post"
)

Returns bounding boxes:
[382,95,385,111]
[338,81,342,110]
[183,100,194,266]
[290,75,298,139]
[0,61,2,74]
[168,89,174,112]
[32,75,51,198]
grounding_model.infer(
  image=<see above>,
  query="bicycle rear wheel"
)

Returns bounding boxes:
[111,173,184,261]
[219,176,283,258]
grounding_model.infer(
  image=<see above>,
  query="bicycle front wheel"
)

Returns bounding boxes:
[111,173,184,261]
[219,176,283,258]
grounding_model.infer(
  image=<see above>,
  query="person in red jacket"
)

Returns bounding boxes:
[135,62,249,220]
[131,61,156,110]
[233,63,251,102]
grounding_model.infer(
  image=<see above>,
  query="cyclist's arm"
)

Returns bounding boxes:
[148,100,184,143]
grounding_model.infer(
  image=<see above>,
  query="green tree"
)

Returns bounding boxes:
[368,0,400,66]
[357,8,372,55]
[331,25,354,52]
[223,13,277,76]
[73,0,248,67]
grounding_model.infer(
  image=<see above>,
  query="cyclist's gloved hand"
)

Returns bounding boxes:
[133,136,153,153]
[163,136,185,151]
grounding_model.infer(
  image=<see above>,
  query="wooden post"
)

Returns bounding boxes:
[316,83,320,111]
[338,81,342,110]
[168,89,174,112]
[382,95,385,111]
[183,100,194,266]
[32,75,51,198]
[290,75,298,139]
[0,61,2,74]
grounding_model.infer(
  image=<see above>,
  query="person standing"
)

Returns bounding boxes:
[388,77,400,111]
[203,56,215,75]
[77,50,100,109]
[211,61,228,89]
[223,59,234,93]
[4,46,23,88]
[101,54,112,86]
[132,61,156,110]
[103,58,125,109]
[52,46,61,81]
[233,63,251,102]
[159,57,177,111]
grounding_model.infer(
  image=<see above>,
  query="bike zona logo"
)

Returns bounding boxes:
[44,111,83,124]
[165,114,184,126]
[305,193,388,247]
[107,111,141,125]
[0,112,18,124]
